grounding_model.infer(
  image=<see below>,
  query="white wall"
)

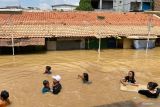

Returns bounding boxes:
[113,0,124,11]
[97,0,152,11]
[112,0,151,12]
[52,6,76,11]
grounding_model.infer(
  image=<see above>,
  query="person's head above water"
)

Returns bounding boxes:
[128,71,135,78]
[46,66,51,71]
[83,73,89,82]
[43,80,50,87]
[147,82,158,90]
[0,90,9,101]
[52,75,61,83]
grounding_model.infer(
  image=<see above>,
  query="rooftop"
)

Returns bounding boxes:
[0,11,160,25]
[52,4,78,7]
[0,11,160,38]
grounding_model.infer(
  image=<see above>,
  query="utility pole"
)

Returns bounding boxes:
[100,0,103,10]
[10,15,15,56]
[97,16,105,60]
[146,14,153,54]
[8,13,15,56]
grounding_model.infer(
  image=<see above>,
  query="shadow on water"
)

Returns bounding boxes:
[95,100,160,107]
[95,100,137,107]
[0,46,47,55]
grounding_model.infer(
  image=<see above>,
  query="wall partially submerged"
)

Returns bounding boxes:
[133,39,156,49]
[0,38,45,47]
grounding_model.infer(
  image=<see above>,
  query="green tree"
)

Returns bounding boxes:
[76,0,93,11]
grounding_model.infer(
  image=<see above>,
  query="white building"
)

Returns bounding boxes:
[91,0,153,12]
[52,4,78,11]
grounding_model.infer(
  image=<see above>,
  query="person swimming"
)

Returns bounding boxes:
[120,71,138,86]
[138,82,160,98]
[78,73,91,84]
[44,66,52,74]
[0,90,10,107]
[42,80,51,94]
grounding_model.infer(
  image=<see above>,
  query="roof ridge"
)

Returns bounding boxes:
[153,14,160,20]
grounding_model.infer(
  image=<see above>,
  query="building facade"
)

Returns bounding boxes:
[91,0,153,12]
[52,4,78,11]
[154,0,160,11]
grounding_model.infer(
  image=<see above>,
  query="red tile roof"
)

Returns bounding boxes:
[0,11,160,26]
[0,11,160,38]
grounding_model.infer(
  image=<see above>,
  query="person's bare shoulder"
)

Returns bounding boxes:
[0,99,10,107]
[0,100,6,107]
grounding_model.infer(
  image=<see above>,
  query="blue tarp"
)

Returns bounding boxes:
[142,2,151,11]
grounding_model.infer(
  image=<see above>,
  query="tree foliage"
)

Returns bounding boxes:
[76,0,93,11]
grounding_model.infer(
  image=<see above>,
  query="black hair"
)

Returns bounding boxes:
[129,71,135,80]
[83,73,89,82]
[1,90,9,101]
[43,80,49,86]
[46,66,51,71]
[148,82,158,90]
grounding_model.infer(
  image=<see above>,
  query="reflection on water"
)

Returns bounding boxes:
[0,48,160,107]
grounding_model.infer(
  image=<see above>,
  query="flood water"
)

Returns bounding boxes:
[0,48,160,107]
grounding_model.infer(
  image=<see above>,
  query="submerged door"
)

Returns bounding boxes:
[107,38,116,48]
[86,38,117,49]
[56,40,81,50]
[88,38,99,49]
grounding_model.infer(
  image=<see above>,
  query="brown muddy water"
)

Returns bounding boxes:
[0,48,160,107]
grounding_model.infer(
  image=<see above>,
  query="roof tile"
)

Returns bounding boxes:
[0,11,160,38]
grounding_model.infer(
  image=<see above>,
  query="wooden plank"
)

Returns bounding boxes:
[120,84,147,92]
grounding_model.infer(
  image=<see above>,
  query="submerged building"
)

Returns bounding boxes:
[0,11,160,53]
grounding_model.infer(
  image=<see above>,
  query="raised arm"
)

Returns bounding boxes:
[120,78,127,86]
[78,75,83,79]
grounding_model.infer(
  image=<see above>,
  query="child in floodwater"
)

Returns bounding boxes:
[138,82,160,98]
[120,71,138,86]
[0,90,10,107]
[42,80,51,94]
[78,73,91,84]
[44,66,52,74]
